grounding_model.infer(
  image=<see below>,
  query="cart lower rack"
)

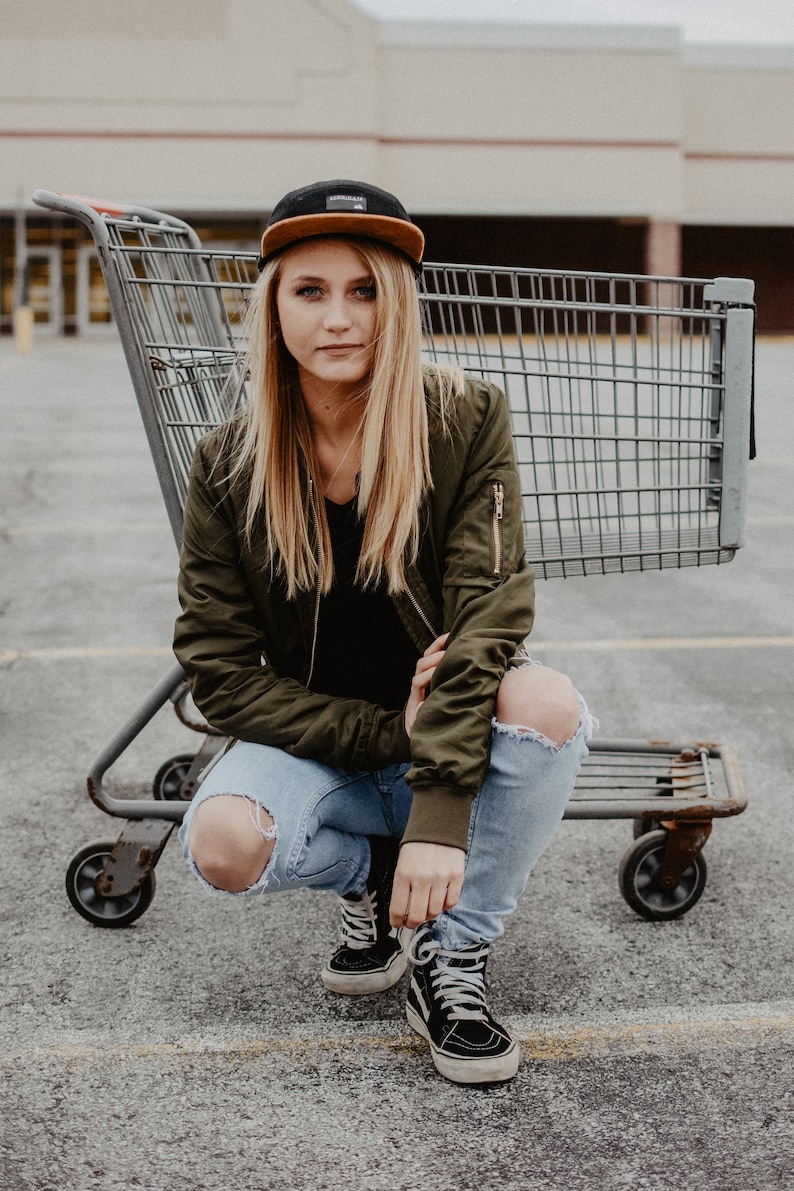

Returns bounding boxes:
[33,190,752,925]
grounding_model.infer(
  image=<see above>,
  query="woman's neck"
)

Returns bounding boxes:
[301,376,366,503]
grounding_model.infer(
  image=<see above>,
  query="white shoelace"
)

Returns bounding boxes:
[411,930,491,1022]
[339,891,377,950]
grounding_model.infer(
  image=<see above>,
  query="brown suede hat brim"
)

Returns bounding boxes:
[260,212,425,268]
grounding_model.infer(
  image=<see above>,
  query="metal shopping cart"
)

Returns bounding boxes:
[33,190,753,927]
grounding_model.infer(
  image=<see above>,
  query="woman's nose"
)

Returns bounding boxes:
[323,296,353,331]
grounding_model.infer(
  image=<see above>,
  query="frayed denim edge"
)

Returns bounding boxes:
[492,689,598,752]
[180,791,278,897]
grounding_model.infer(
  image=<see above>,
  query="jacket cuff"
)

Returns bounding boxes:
[367,710,412,768]
[400,785,476,852]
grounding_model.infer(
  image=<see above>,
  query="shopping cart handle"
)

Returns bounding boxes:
[33,189,126,218]
[33,189,195,232]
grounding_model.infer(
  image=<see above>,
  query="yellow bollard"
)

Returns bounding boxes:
[13,305,34,354]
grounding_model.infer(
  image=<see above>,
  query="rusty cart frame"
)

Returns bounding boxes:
[33,189,752,926]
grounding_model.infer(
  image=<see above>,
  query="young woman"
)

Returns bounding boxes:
[174,179,594,1085]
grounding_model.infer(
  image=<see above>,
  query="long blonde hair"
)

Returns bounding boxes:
[233,237,457,598]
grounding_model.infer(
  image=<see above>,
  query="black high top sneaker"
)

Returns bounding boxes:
[320,835,411,994]
[406,924,520,1084]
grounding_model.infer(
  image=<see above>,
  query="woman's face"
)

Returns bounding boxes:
[275,239,377,400]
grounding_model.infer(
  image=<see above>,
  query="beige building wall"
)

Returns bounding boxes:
[2,0,793,228]
[0,0,380,210]
[375,24,683,220]
[4,0,794,331]
[683,47,794,224]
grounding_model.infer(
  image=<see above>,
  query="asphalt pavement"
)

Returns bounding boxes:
[0,334,792,1191]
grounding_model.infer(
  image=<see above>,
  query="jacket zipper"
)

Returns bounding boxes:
[492,480,505,577]
[405,582,439,642]
[306,479,322,687]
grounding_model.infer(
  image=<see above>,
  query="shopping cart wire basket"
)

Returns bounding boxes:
[33,190,752,927]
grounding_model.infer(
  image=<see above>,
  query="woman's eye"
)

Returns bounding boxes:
[292,283,374,299]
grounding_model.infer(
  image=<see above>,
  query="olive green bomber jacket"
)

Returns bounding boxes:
[173,372,535,852]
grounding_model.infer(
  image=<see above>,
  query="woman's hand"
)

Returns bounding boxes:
[389,841,465,929]
[395,634,462,928]
[404,632,449,737]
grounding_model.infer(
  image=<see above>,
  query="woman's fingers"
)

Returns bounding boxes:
[411,659,440,695]
[389,842,465,929]
[404,633,450,736]
[389,868,412,928]
[425,632,450,658]
[414,633,449,680]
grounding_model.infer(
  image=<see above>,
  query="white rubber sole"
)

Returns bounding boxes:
[405,1001,520,1084]
[320,930,412,995]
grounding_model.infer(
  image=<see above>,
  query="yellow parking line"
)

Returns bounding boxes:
[3,1010,792,1070]
[3,637,793,666]
[0,645,172,663]
[535,636,794,652]
[1,521,167,536]
[518,1012,794,1060]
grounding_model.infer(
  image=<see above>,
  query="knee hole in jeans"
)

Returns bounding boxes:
[189,793,277,893]
[495,665,581,748]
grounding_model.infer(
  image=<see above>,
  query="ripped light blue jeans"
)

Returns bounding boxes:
[179,681,594,952]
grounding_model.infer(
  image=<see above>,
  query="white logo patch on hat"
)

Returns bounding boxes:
[326,194,367,211]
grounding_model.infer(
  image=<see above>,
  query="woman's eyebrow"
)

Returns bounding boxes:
[288,273,374,285]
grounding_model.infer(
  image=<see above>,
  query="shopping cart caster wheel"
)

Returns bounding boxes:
[633,818,663,839]
[618,830,707,921]
[65,842,156,928]
[153,753,196,801]
[634,777,676,837]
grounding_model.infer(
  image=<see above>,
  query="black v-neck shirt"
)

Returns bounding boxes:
[309,498,420,712]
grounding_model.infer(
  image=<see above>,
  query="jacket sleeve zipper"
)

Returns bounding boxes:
[492,480,505,577]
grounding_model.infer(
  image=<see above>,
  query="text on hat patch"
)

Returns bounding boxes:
[326,194,368,212]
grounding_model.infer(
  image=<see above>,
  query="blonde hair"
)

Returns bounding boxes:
[232,237,458,598]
